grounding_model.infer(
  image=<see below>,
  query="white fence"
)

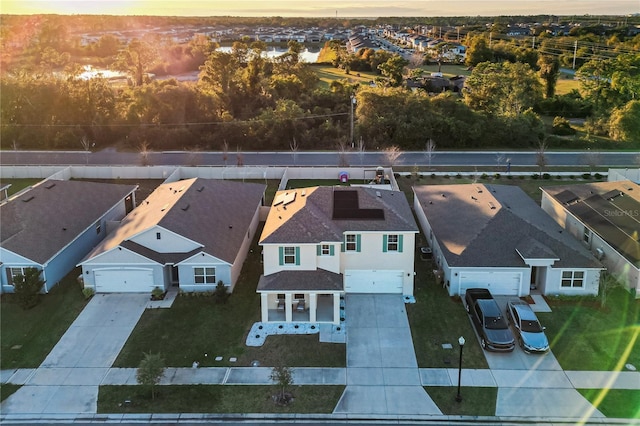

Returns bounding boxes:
[608,168,640,183]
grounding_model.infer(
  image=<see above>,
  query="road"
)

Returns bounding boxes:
[1,149,638,168]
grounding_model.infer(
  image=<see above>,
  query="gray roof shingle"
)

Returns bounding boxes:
[1,180,137,264]
[257,269,343,291]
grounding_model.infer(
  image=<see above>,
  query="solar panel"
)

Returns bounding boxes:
[555,189,580,205]
[332,190,384,220]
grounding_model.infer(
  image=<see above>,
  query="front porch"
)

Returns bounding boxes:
[257,270,344,325]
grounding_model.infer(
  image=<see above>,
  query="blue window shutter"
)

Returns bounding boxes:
[295,247,300,265]
[383,235,388,252]
[356,234,361,252]
[317,245,321,256]
[398,235,404,252]
[278,247,284,266]
[330,245,335,256]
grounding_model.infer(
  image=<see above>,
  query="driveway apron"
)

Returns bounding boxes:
[333,294,441,415]
[1,294,149,415]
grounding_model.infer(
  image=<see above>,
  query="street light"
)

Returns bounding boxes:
[456,336,465,402]
[349,95,356,148]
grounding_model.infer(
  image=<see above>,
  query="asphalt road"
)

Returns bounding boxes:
[1,149,638,168]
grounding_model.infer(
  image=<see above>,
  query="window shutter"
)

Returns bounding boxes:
[341,240,345,252]
[295,247,300,266]
[383,235,388,252]
[317,245,321,256]
[356,234,361,252]
[398,235,404,253]
[329,245,335,256]
[278,247,284,266]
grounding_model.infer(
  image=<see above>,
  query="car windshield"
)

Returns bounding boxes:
[485,316,508,329]
[521,320,543,333]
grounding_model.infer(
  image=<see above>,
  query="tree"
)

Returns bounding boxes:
[609,100,640,142]
[537,55,560,99]
[136,352,166,400]
[12,267,45,310]
[383,145,402,167]
[465,35,492,66]
[378,55,409,87]
[139,141,151,166]
[290,137,300,165]
[114,38,157,86]
[270,365,294,405]
[357,137,366,166]
[221,140,229,166]
[213,281,229,304]
[535,140,548,177]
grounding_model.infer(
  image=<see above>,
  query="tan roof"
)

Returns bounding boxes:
[85,179,265,264]
[1,180,137,264]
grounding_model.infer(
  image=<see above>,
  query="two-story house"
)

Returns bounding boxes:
[258,186,418,325]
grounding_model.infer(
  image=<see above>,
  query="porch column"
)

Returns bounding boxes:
[260,293,269,322]
[285,293,293,322]
[309,293,317,322]
[332,293,341,325]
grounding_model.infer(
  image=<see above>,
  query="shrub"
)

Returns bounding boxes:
[556,175,563,179]
[214,281,230,304]
[12,267,45,310]
[137,352,166,400]
[82,287,95,300]
[431,173,436,179]
[552,116,576,135]
[151,286,165,300]
[570,175,576,179]
[507,175,513,179]
[543,173,551,180]
[531,173,540,179]
[594,173,603,180]
[455,173,463,179]
[481,173,488,179]
[582,173,592,180]
[494,173,501,179]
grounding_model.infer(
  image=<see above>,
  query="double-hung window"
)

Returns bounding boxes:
[561,270,584,288]
[283,247,296,264]
[345,234,357,251]
[321,244,331,255]
[8,267,26,285]
[194,267,216,284]
[387,235,399,251]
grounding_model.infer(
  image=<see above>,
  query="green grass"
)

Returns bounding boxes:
[407,252,489,369]
[285,179,351,189]
[0,179,42,197]
[577,389,640,419]
[555,77,582,96]
[113,224,345,368]
[0,384,21,402]
[418,64,472,77]
[98,385,345,414]
[0,268,88,369]
[538,288,640,371]
[312,64,378,90]
[425,386,497,416]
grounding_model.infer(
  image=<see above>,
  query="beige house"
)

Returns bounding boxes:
[258,186,418,324]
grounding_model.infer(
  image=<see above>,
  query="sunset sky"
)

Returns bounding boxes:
[2,0,639,17]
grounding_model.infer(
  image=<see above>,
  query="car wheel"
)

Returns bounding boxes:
[481,338,486,349]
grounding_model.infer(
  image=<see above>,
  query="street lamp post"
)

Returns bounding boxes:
[349,95,356,148]
[456,336,465,402]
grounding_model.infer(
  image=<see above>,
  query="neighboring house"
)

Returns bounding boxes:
[413,184,602,297]
[79,179,265,294]
[540,180,640,298]
[0,180,137,294]
[258,186,418,324]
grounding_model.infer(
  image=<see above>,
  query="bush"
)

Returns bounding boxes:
[543,173,551,180]
[531,173,540,179]
[494,173,501,179]
[455,173,463,179]
[151,287,165,300]
[552,116,576,135]
[582,173,592,180]
[431,173,437,179]
[481,173,488,179]
[214,281,230,304]
[12,268,45,310]
[82,287,95,300]
[570,175,576,179]
[594,173,603,180]
[556,175,563,179]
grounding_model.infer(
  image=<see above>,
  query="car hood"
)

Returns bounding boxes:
[521,331,549,350]
[485,328,514,344]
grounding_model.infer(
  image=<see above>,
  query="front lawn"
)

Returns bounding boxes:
[425,386,497,416]
[407,252,488,369]
[0,267,88,369]
[113,224,346,368]
[578,389,640,419]
[98,385,345,414]
[538,288,640,371]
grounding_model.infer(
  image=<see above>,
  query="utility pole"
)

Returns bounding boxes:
[489,32,492,48]
[349,95,356,148]
[532,36,535,49]
[572,40,578,69]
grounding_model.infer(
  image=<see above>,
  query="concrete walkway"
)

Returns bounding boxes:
[0,294,149,415]
[333,294,441,415]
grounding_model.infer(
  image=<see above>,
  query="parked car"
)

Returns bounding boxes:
[465,288,515,352]
[506,300,550,354]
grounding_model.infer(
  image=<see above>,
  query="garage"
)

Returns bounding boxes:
[344,270,403,293]
[458,271,523,296]
[94,269,155,293]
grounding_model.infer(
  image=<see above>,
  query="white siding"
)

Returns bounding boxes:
[131,226,200,253]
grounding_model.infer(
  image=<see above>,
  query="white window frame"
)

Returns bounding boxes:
[321,244,331,256]
[345,234,357,252]
[387,234,399,252]
[8,267,27,285]
[194,267,216,284]
[283,246,296,264]
[583,228,591,244]
[561,270,584,288]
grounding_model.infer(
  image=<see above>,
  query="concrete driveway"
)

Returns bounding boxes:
[1,293,148,415]
[333,294,441,415]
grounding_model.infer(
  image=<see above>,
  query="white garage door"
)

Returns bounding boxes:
[344,270,403,293]
[94,269,155,293]
[459,271,522,296]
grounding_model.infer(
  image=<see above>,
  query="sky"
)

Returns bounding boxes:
[2,0,639,17]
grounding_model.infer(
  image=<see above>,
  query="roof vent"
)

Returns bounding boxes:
[441,193,446,198]
[161,203,169,211]
[229,225,233,229]
[376,191,382,198]
[197,186,204,192]
[301,190,306,197]
[45,182,56,189]
[22,196,34,202]
[181,204,190,211]
[476,186,483,193]
[488,202,496,209]
[471,196,477,201]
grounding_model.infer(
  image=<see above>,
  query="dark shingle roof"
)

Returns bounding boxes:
[85,179,265,264]
[260,186,417,244]
[257,269,343,291]
[1,180,137,264]
[413,184,600,269]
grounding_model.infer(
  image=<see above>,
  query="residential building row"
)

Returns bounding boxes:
[2,175,638,326]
